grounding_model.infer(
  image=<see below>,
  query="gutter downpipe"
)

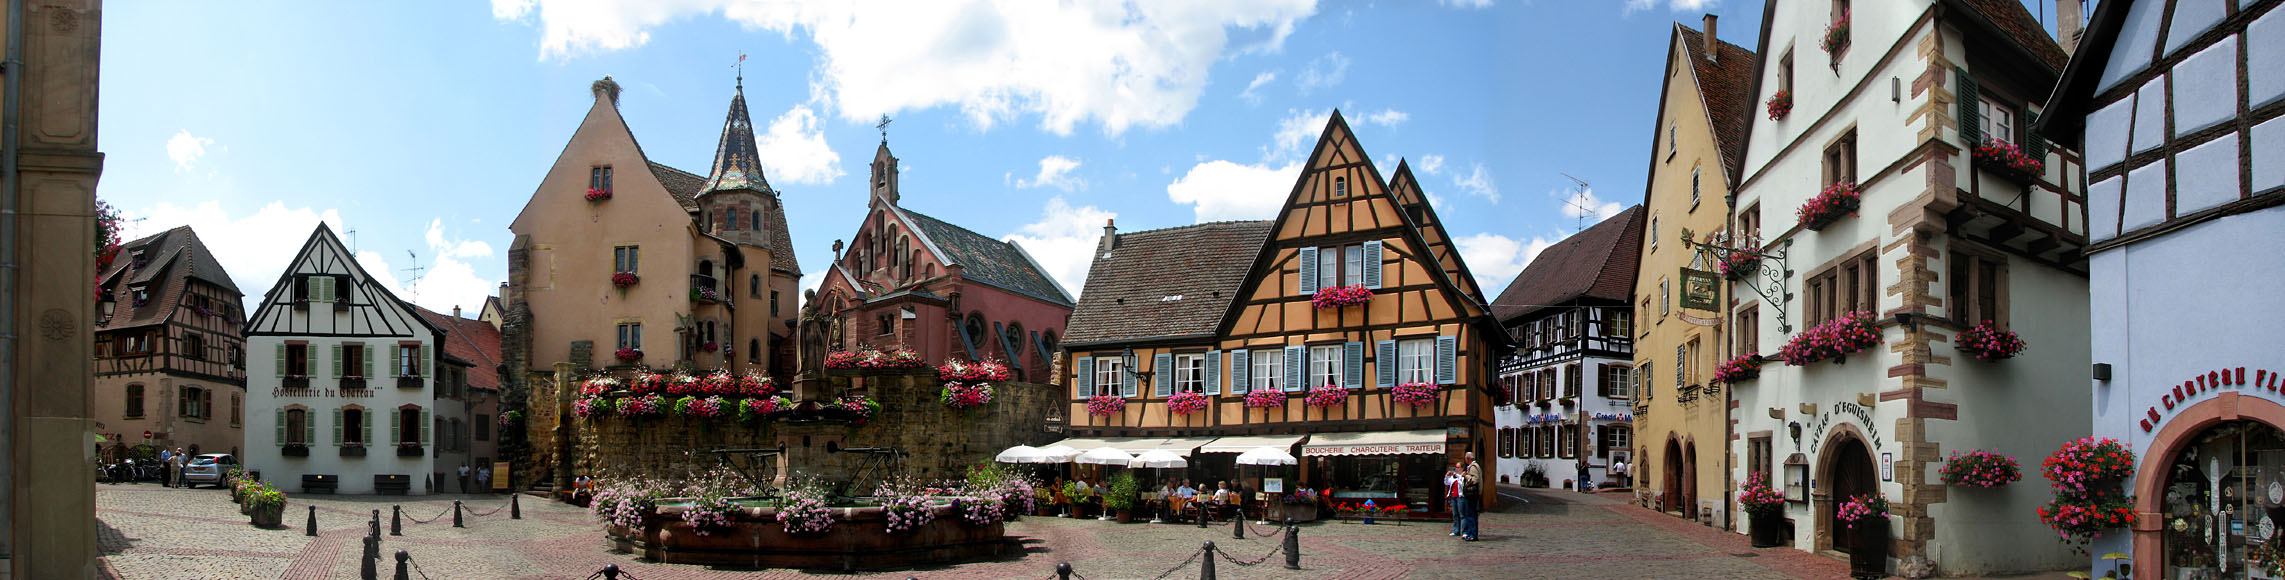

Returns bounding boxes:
[0,0,29,565]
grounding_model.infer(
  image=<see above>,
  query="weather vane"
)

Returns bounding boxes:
[876,114,893,142]
[733,52,747,87]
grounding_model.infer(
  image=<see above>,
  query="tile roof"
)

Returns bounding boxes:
[1954,0,2069,71]
[649,160,800,273]
[1676,24,1760,182]
[1490,206,1646,323]
[648,161,705,212]
[1064,221,1273,345]
[411,306,503,391]
[98,226,243,331]
[899,208,1072,306]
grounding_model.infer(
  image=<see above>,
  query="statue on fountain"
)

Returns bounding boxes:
[794,289,841,400]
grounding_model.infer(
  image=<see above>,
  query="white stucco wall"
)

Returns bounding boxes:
[245,334,437,495]
[1496,353,1633,491]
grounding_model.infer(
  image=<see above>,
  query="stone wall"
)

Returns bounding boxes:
[569,372,1063,489]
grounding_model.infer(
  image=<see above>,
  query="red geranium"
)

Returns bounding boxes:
[1765,90,1793,121]
[1796,181,1862,231]
[611,272,639,287]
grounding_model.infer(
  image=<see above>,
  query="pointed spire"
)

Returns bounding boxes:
[700,84,772,197]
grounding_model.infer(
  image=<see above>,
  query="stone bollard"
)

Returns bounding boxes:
[1056,562,1073,580]
[511,493,522,519]
[1233,514,1244,539]
[1284,517,1301,570]
[369,509,380,538]
[1199,541,1217,580]
[599,563,622,579]
[394,550,410,580]
[360,533,378,580]
[306,505,317,537]
[391,505,402,536]
[452,500,464,528]
[1197,505,1208,528]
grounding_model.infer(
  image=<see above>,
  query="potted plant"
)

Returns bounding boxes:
[1276,488,1321,522]
[614,348,643,363]
[1086,394,1126,418]
[1305,384,1349,411]
[1103,471,1138,523]
[1973,138,2045,184]
[1310,285,1373,309]
[2038,437,2137,553]
[1779,310,1883,366]
[1766,90,1793,121]
[1955,321,2026,361]
[585,187,612,202]
[1738,473,1787,548]
[1837,493,1889,578]
[1939,449,2022,488]
[244,482,287,528]
[1713,354,1764,384]
[1167,391,1210,416]
[1393,382,1438,408]
[940,381,994,410]
[1243,389,1285,409]
[1797,181,1862,231]
[776,486,836,536]
[611,272,639,287]
[1821,10,1851,57]
[1062,481,1093,519]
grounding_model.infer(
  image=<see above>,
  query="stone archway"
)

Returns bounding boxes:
[1815,424,1877,554]
[1682,438,1699,520]
[2132,392,2285,579]
[1663,435,1685,513]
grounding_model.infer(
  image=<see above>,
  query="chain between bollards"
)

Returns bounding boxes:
[1199,541,1217,580]
[391,505,402,536]
[452,500,464,528]
[394,549,410,580]
[1284,517,1301,570]
[305,505,317,537]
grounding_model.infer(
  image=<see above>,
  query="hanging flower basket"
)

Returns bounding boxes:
[1973,138,2044,184]
[611,272,640,287]
[1718,233,1764,281]
[1766,90,1793,121]
[1797,181,1862,231]
[1243,389,1286,409]
[1167,391,1210,415]
[941,382,994,410]
[939,359,1014,382]
[1311,285,1374,310]
[1086,395,1126,417]
[614,348,644,363]
[1304,384,1349,409]
[585,187,613,202]
[1955,321,2026,361]
[1712,354,1764,384]
[1779,310,1882,365]
[2042,437,2135,497]
[1392,382,1439,408]
[1940,449,2022,488]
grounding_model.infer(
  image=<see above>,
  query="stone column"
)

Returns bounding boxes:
[553,363,576,492]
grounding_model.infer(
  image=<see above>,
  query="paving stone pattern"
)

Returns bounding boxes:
[96,482,1974,579]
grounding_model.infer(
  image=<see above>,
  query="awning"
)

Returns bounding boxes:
[1301,429,1449,457]
[1199,434,1307,454]
[1042,436,1214,456]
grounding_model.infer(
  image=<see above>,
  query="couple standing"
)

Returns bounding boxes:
[1445,451,1482,541]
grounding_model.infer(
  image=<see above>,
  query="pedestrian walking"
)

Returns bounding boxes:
[478,465,492,492]
[1460,452,1481,540]
[157,448,173,487]
[1444,465,1465,538]
[166,448,187,489]
[458,463,471,493]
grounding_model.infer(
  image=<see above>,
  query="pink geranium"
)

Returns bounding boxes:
[1310,285,1374,310]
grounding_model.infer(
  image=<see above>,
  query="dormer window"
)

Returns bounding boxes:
[130,248,149,268]
[130,285,149,307]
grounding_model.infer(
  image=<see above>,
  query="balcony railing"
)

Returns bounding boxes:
[283,376,310,389]
[690,274,726,304]
[341,376,367,390]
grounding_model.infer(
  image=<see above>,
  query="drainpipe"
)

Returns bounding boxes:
[0,0,29,564]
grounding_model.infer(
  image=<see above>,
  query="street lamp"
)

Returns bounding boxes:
[1122,347,1154,382]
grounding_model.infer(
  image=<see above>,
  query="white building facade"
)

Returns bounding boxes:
[1725,0,2090,575]
[245,225,443,495]
[2039,0,2285,577]
[1489,207,1645,493]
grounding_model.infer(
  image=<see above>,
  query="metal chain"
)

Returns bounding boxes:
[1217,541,1284,567]
[405,552,436,580]
[1148,547,1204,580]
[464,500,510,517]
[404,507,453,524]
[1237,519,1284,538]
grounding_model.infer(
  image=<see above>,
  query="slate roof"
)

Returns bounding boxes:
[1490,206,1646,323]
[411,306,503,392]
[1954,0,2070,72]
[1064,221,1273,345]
[898,208,1073,306]
[698,87,776,197]
[1676,24,1759,182]
[649,160,801,274]
[97,226,243,331]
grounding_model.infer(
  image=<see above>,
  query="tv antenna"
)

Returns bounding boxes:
[345,228,358,254]
[1561,173,1594,233]
[401,249,426,300]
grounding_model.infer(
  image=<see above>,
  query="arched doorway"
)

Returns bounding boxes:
[1663,437,1685,513]
[1682,440,1699,520]
[2134,393,2285,577]
[1822,435,1878,554]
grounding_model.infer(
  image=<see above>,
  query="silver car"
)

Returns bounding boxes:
[181,454,236,488]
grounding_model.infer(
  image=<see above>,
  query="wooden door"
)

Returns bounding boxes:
[1828,442,1876,553]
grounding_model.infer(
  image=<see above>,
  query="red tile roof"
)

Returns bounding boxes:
[97,226,243,331]
[1064,221,1274,345]
[1676,24,1760,182]
[1490,206,1646,323]
[412,306,503,391]
[1955,0,2069,71]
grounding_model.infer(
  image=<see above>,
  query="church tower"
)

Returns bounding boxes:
[696,79,777,249]
[869,136,899,207]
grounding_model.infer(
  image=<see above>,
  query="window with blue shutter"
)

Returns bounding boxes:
[1205,351,1221,395]
[1297,247,1319,294]
[1363,241,1383,289]
[1434,335,1457,385]
[1075,357,1095,398]
[1121,360,1138,397]
[1230,350,1250,391]
[1343,342,1364,388]
[1284,345,1305,392]
[1154,353,1174,397]
[274,409,286,444]
[1376,340,1398,386]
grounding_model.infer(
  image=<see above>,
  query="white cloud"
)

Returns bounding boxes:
[1457,232,1560,293]
[494,0,1319,136]
[1239,71,1278,104]
[1013,155,1086,191]
[1166,159,1301,222]
[1001,196,1115,296]
[423,219,494,259]
[119,201,342,313]
[1266,107,1330,164]
[1624,0,1715,15]
[1439,0,1495,8]
[401,219,506,313]
[1418,154,1447,175]
[166,130,214,173]
[1294,51,1351,96]
[755,104,844,185]
[1451,162,1499,203]
[1363,109,1410,128]
[1557,186,1626,221]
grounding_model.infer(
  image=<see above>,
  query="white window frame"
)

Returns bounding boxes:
[1397,339,1434,384]
[1094,357,1124,397]
[1605,365,1635,399]
[1343,246,1364,287]
[1519,427,1535,458]
[1608,426,1631,453]
[1316,247,1339,290]
[1560,426,1577,458]
[1250,348,1283,392]
[1174,354,1205,393]
[1979,96,2014,145]
[1309,345,1342,389]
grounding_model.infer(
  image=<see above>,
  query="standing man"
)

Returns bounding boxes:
[1460,451,1482,541]
[478,465,492,493]
[167,448,188,489]
[156,447,172,487]
[459,463,471,494]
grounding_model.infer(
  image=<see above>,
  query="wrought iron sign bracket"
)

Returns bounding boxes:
[1680,231,1794,334]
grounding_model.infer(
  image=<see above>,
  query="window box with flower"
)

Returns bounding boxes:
[1243,389,1286,409]
[1954,321,2025,361]
[1973,138,2044,185]
[1766,90,1792,121]
[1796,181,1861,232]
[615,348,644,363]
[1304,384,1348,410]
[585,187,612,202]
[1712,354,1763,384]
[611,272,640,288]
[1392,382,1438,408]
[1820,11,1850,60]
[1939,449,2021,488]
[397,442,425,457]
[1086,395,1126,418]
[1779,310,1881,365]
[1310,285,1373,310]
[1166,391,1210,416]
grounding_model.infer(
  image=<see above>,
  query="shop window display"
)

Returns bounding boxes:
[2164,422,2285,579]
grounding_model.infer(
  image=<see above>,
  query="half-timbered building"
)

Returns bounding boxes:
[2036,0,2285,575]
[245,224,446,494]
[1491,206,1643,494]
[93,226,248,460]
[1058,111,1510,513]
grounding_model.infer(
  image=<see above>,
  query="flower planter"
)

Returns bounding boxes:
[339,446,366,457]
[1798,182,1862,232]
[1268,503,1320,523]
[1115,509,1132,524]
[1749,510,1786,547]
[281,444,309,457]
[397,445,425,458]
[1802,197,1859,231]
[1849,517,1890,579]
[249,503,285,528]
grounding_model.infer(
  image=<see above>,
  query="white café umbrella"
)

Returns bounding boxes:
[1075,447,1136,466]
[995,445,1046,464]
[1039,445,1082,463]
[1235,446,1298,524]
[1129,450,1189,523]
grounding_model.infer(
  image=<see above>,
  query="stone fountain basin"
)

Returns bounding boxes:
[608,499,1011,570]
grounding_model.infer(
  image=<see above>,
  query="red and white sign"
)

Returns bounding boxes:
[1303,442,1446,457]
[142,431,152,440]
[2142,366,2275,432]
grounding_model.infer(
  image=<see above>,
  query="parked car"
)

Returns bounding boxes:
[180,454,237,488]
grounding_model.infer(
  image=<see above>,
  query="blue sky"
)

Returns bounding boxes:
[96,0,2063,315]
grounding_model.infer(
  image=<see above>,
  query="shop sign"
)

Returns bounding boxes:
[2141,366,2278,432]
[1804,401,1884,452]
[1679,268,1719,311]
[1305,442,1447,456]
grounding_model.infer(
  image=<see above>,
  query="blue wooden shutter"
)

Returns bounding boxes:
[1363,241,1383,289]
[1343,342,1364,388]
[1121,359,1138,397]
[1231,350,1250,391]
[1283,345,1305,392]
[1297,247,1319,294]
[1154,353,1174,397]
[1205,351,1222,395]
[1376,340,1398,386]
[1435,335,1457,385]
[1075,357,1094,397]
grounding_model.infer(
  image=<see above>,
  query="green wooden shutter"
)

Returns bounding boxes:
[1075,357,1094,397]
[304,347,317,379]
[274,343,286,378]
[1297,247,1319,294]
[363,345,375,378]
[1362,241,1383,289]
[1434,335,1458,385]
[1283,345,1305,392]
[1154,353,1173,397]
[1204,351,1221,395]
[1956,67,1981,148]
[1230,350,1250,392]
[332,408,343,446]
[362,414,373,447]
[331,344,343,379]
[1376,340,1398,386]
[420,409,431,446]
[417,345,430,378]
[2023,108,2046,165]
[275,409,286,445]
[391,410,401,444]
[1343,342,1364,388]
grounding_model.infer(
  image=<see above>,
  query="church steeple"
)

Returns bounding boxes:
[870,134,899,207]
[700,84,772,197]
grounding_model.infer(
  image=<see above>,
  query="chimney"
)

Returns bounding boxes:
[591,76,622,107]
[2057,0,2086,56]
[1097,219,1118,254]
[1702,14,1719,62]
[453,306,462,318]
